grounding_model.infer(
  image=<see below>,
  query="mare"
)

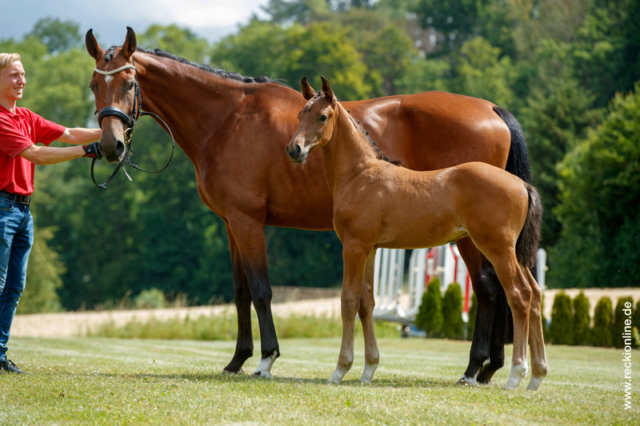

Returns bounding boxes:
[287,77,547,390]
[85,27,533,383]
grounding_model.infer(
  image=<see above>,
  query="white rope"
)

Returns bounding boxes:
[93,64,136,76]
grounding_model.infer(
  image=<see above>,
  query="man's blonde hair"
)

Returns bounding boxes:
[0,53,21,72]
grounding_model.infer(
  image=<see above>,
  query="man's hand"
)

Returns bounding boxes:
[83,142,103,159]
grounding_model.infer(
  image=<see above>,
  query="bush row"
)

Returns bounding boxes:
[548,291,640,348]
[415,278,468,340]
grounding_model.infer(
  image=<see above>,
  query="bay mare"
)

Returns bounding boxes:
[85,28,534,383]
[287,78,547,390]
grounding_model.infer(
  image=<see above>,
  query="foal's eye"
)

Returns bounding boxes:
[128,82,135,91]
[319,114,328,123]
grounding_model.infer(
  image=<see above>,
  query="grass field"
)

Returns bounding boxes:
[0,336,636,425]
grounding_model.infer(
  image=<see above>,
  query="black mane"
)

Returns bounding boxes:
[342,102,400,166]
[103,45,283,85]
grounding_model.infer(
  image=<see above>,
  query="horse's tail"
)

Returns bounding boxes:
[493,106,532,184]
[516,183,543,269]
[491,106,533,346]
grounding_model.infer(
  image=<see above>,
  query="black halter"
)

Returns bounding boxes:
[91,59,175,189]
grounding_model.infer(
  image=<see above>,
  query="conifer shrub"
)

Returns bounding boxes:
[612,296,634,349]
[541,294,550,343]
[633,300,640,348]
[467,293,477,341]
[415,277,443,338]
[442,282,464,340]
[572,292,591,346]
[550,292,573,345]
[592,297,613,347]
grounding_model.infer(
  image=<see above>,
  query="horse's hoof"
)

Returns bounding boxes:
[527,376,543,391]
[456,376,478,386]
[252,370,273,379]
[222,368,244,375]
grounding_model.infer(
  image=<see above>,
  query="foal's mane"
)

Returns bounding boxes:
[103,45,286,86]
[331,97,400,166]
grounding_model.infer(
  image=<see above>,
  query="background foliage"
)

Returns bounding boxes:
[2,0,638,312]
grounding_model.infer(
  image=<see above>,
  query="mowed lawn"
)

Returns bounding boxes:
[0,336,636,425]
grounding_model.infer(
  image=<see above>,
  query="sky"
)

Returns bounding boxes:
[0,0,270,46]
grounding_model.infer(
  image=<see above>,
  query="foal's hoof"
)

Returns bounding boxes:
[526,376,543,391]
[222,368,244,375]
[456,376,478,386]
[252,370,273,379]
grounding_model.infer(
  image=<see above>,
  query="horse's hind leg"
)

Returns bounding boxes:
[524,267,547,390]
[359,250,379,383]
[485,250,532,390]
[223,227,253,374]
[329,242,370,384]
[227,213,280,378]
[456,239,504,385]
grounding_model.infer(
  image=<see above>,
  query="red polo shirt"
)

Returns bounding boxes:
[0,104,66,195]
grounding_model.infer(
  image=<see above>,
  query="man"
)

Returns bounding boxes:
[0,53,102,374]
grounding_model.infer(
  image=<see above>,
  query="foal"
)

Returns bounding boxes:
[287,77,547,390]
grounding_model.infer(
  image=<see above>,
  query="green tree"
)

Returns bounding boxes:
[572,292,591,346]
[550,83,640,288]
[612,296,634,349]
[441,283,464,340]
[26,17,82,54]
[550,292,573,345]
[592,297,613,347]
[138,25,210,63]
[415,277,443,337]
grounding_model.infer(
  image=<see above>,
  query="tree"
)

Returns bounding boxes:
[592,297,613,347]
[550,83,640,288]
[415,277,443,337]
[442,283,464,340]
[612,296,634,349]
[138,25,210,64]
[26,18,82,54]
[572,292,590,346]
[550,292,573,345]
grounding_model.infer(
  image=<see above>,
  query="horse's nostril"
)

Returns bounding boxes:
[115,140,126,158]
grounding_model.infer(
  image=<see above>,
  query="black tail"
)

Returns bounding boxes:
[516,183,543,268]
[490,106,534,346]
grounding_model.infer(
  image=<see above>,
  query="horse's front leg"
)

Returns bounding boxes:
[329,242,370,384]
[227,213,279,378]
[222,226,253,374]
[358,250,379,383]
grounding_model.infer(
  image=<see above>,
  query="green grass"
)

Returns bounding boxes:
[89,312,400,340]
[1,337,637,425]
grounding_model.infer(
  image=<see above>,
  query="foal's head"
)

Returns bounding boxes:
[86,27,139,163]
[286,76,339,163]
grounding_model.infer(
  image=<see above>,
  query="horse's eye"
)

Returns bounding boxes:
[128,82,135,91]
[319,115,328,123]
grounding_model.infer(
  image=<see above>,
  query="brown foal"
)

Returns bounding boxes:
[287,77,547,390]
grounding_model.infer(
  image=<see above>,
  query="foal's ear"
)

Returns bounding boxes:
[300,77,317,100]
[85,29,103,61]
[121,27,137,61]
[320,76,335,101]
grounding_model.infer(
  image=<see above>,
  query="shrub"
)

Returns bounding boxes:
[633,301,640,348]
[612,296,634,349]
[541,294,550,343]
[572,292,591,346]
[592,297,613,347]
[415,277,443,338]
[550,292,573,345]
[442,283,464,340]
[467,293,477,340]
[134,288,167,309]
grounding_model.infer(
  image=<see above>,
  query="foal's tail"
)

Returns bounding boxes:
[516,183,543,269]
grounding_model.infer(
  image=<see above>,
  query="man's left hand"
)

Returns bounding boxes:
[83,142,103,159]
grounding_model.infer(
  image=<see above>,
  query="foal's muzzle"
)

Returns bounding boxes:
[287,144,306,163]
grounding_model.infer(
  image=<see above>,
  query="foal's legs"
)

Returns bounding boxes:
[485,250,532,390]
[329,242,370,384]
[524,267,548,391]
[227,213,280,378]
[223,227,253,374]
[359,250,379,383]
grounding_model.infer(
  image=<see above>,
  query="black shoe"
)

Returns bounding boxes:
[0,359,26,374]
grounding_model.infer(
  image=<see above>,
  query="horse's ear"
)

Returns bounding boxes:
[85,29,102,60]
[300,77,317,100]
[320,76,335,101]
[121,27,137,61]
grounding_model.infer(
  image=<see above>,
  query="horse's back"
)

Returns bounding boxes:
[346,91,511,171]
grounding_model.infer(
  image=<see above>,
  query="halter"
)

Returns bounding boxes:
[91,59,175,189]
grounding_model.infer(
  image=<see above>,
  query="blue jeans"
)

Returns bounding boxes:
[0,197,34,361]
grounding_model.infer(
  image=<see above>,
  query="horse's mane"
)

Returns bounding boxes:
[103,45,286,86]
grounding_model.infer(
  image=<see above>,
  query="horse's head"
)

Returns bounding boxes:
[86,27,139,163]
[287,76,338,163]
